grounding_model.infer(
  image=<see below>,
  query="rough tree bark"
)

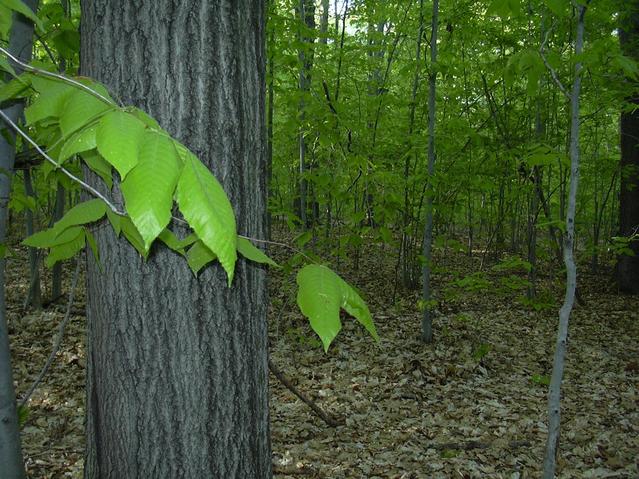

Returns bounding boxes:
[0,2,38,478]
[80,2,271,477]
[617,0,639,294]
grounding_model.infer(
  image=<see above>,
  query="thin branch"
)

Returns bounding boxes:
[268,357,343,427]
[539,22,570,101]
[0,46,115,106]
[0,110,125,216]
[19,258,81,409]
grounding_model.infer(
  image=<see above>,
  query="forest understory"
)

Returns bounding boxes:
[6,229,639,479]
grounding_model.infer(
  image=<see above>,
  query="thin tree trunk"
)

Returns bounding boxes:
[297,0,315,229]
[543,4,588,476]
[421,0,438,343]
[23,167,41,309]
[80,2,271,477]
[617,0,639,293]
[400,0,424,290]
[0,2,38,478]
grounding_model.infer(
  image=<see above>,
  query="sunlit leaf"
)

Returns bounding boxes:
[175,149,237,285]
[96,110,146,179]
[121,130,181,252]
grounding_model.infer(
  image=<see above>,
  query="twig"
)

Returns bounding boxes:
[0,110,125,217]
[539,22,570,101]
[19,258,81,409]
[268,357,344,427]
[0,45,115,106]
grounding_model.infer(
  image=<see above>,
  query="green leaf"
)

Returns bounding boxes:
[105,208,121,235]
[81,150,112,189]
[0,56,16,77]
[120,216,147,257]
[0,243,6,259]
[334,274,379,342]
[129,107,160,129]
[0,0,44,31]
[52,198,106,235]
[59,82,114,137]
[25,76,73,125]
[0,74,31,103]
[175,149,237,285]
[158,228,187,255]
[237,237,279,267]
[296,264,342,352]
[84,229,101,270]
[59,124,97,161]
[296,264,378,351]
[186,240,217,274]
[23,225,82,248]
[96,110,146,179]
[544,0,567,17]
[45,228,85,267]
[121,130,181,252]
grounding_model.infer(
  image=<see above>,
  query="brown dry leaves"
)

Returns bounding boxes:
[6,240,639,478]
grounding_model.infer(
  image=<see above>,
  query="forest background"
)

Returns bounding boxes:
[0,0,638,478]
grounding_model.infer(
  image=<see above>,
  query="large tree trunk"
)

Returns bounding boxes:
[80,2,271,477]
[618,0,639,294]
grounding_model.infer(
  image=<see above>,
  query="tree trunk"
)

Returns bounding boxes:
[618,0,639,294]
[297,0,315,229]
[0,3,38,478]
[421,0,439,343]
[543,4,587,477]
[80,2,271,477]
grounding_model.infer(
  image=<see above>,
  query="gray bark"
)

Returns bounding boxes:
[0,0,38,479]
[617,0,639,293]
[421,0,438,343]
[0,3,38,478]
[543,4,587,477]
[80,2,270,478]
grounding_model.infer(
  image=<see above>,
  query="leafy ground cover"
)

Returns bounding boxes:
[6,234,639,478]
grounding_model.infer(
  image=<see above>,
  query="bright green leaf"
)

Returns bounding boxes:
[0,56,16,77]
[176,149,237,285]
[0,0,44,31]
[119,216,147,257]
[59,124,97,161]
[121,130,181,252]
[296,264,342,351]
[23,225,82,248]
[106,208,122,235]
[158,228,187,255]
[81,150,112,189]
[96,110,146,179]
[0,74,31,103]
[84,229,101,270]
[296,264,378,351]
[52,198,106,236]
[25,76,73,125]
[59,82,114,137]
[186,240,217,275]
[45,229,85,267]
[334,274,379,342]
[237,237,279,267]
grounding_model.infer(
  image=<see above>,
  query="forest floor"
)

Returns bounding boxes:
[6,230,639,478]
